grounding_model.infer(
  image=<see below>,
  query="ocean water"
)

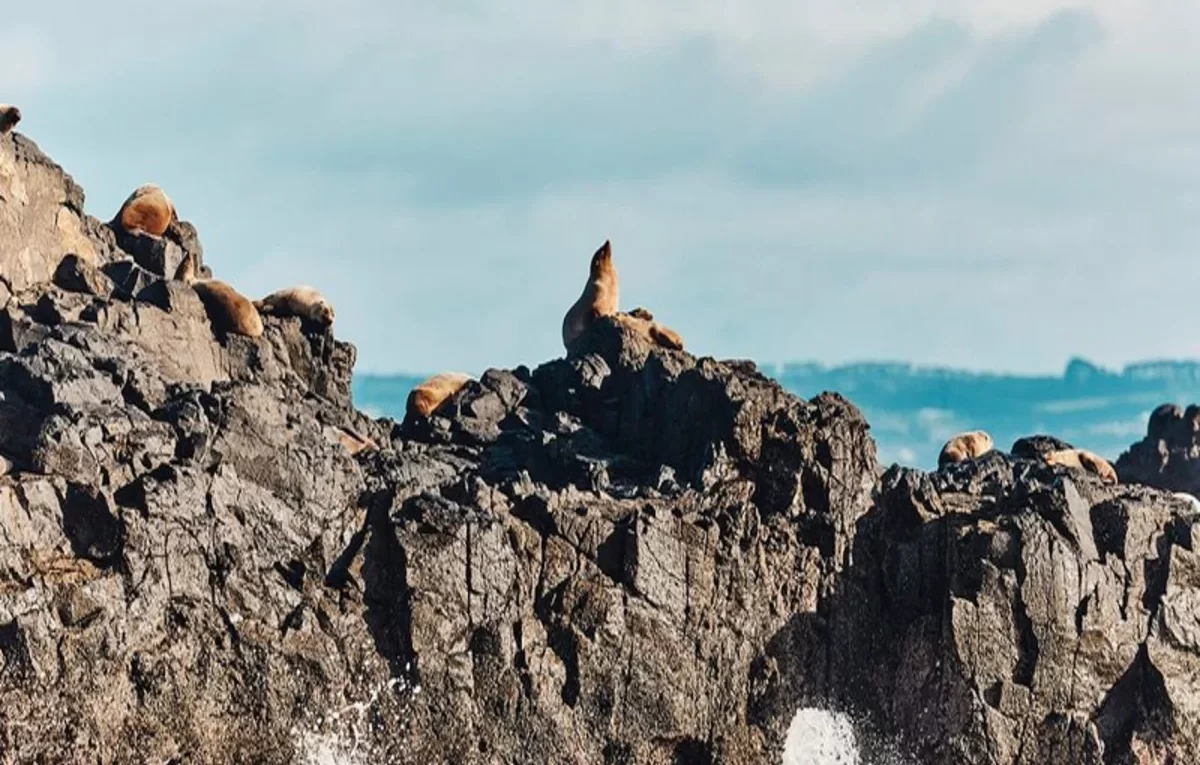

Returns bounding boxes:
[353,357,1200,469]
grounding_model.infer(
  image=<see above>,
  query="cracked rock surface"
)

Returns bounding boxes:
[0,131,1197,764]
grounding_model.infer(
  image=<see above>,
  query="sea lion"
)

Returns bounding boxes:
[1043,448,1118,485]
[938,430,994,468]
[562,240,618,351]
[113,184,177,237]
[174,252,263,338]
[612,311,685,351]
[325,425,377,456]
[0,105,21,134]
[254,286,335,327]
[406,372,472,419]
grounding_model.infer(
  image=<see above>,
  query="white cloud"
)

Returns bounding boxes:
[6,2,1200,376]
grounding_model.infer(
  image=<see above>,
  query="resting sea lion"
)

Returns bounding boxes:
[938,430,994,468]
[406,372,472,419]
[612,311,685,351]
[254,286,335,327]
[174,252,263,338]
[1043,448,1118,485]
[113,184,177,237]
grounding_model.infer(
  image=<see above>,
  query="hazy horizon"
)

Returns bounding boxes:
[6,2,1200,376]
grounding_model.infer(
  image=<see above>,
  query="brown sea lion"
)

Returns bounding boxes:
[254,286,335,327]
[938,430,994,468]
[174,252,263,338]
[113,184,177,237]
[406,372,472,419]
[325,425,377,456]
[612,311,685,351]
[562,239,618,351]
[1043,448,1118,485]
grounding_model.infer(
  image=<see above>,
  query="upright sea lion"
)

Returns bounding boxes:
[254,286,335,327]
[938,430,994,468]
[0,105,21,134]
[113,184,177,237]
[562,240,618,351]
[1043,448,1118,485]
[174,253,263,338]
[406,372,472,419]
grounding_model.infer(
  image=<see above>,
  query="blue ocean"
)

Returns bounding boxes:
[352,357,1200,470]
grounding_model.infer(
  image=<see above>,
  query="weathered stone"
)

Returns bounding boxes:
[54,253,114,297]
[0,125,1195,765]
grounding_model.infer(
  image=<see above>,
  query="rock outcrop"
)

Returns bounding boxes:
[1115,403,1200,497]
[0,129,1197,764]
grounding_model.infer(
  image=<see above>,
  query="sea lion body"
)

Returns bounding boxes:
[562,240,618,351]
[254,286,335,327]
[1043,448,1118,484]
[175,253,263,338]
[612,311,685,351]
[326,425,377,456]
[114,184,177,237]
[0,105,21,134]
[938,430,994,468]
[406,372,472,419]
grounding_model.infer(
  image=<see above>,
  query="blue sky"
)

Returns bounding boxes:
[4,2,1200,376]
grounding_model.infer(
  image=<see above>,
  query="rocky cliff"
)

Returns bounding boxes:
[0,130,1196,764]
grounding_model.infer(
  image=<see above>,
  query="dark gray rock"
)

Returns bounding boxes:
[1117,402,1200,494]
[111,227,187,278]
[0,131,1197,765]
[1011,434,1074,459]
[54,253,114,297]
[101,258,159,301]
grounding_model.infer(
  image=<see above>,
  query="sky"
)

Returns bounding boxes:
[3,1,1200,376]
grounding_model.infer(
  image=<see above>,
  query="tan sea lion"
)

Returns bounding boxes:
[325,425,377,456]
[612,311,685,351]
[254,286,335,327]
[938,430,994,468]
[1043,448,1118,484]
[174,252,263,338]
[113,184,177,237]
[0,104,21,134]
[406,372,472,419]
[562,239,619,351]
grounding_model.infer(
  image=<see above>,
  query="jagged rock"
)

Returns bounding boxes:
[847,454,1200,764]
[1011,434,1074,458]
[1116,402,1200,494]
[54,253,114,297]
[0,130,1196,765]
[101,258,159,301]
[112,227,187,278]
[0,133,97,292]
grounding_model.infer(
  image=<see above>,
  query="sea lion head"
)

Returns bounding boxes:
[312,298,336,327]
[590,239,613,279]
